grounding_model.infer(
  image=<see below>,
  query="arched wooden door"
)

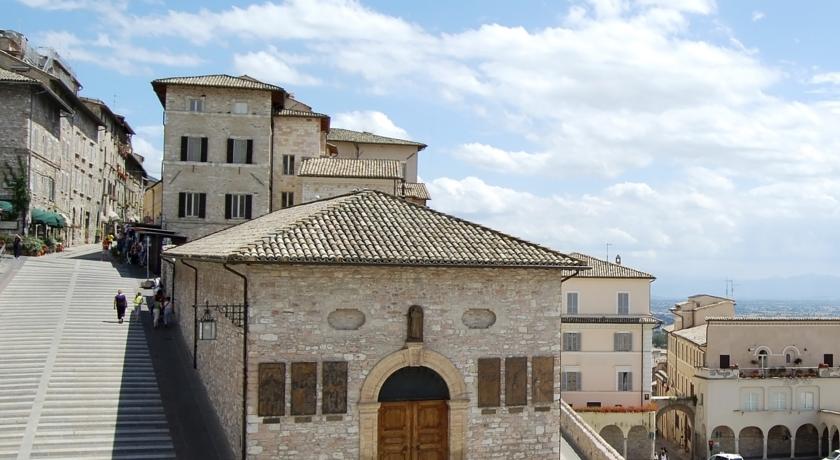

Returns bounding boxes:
[378,366,449,459]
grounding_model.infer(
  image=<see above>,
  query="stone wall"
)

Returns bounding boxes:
[237,264,565,459]
[271,115,323,210]
[0,86,31,201]
[171,259,245,457]
[560,400,625,460]
[162,86,273,240]
[300,176,398,202]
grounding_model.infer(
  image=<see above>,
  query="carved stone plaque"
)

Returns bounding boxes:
[461,309,496,329]
[322,361,348,414]
[327,309,366,330]
[477,358,501,407]
[291,362,317,416]
[505,357,527,406]
[258,363,285,416]
[532,356,554,404]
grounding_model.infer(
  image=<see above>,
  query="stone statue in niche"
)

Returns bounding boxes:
[407,305,424,342]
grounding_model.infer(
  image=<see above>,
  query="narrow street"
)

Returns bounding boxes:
[0,247,175,459]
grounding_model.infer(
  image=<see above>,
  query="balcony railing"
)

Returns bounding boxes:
[696,366,840,380]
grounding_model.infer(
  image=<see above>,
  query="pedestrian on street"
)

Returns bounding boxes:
[133,292,144,320]
[101,237,111,261]
[13,234,22,259]
[152,301,161,328]
[661,447,668,460]
[114,289,128,324]
[163,296,174,327]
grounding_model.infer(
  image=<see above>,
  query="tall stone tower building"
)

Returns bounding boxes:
[152,74,429,241]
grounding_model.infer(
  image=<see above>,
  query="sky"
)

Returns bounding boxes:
[8,0,840,297]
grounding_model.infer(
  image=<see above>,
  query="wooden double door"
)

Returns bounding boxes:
[378,400,449,460]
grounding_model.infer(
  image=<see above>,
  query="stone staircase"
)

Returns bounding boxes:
[0,255,175,459]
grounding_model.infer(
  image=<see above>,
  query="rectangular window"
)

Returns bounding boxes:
[586,401,601,408]
[617,371,632,391]
[801,391,814,410]
[566,292,579,315]
[561,371,581,391]
[225,194,252,219]
[188,98,204,112]
[178,192,206,218]
[617,292,630,315]
[563,332,581,352]
[181,136,207,162]
[227,138,252,164]
[614,332,632,352]
[282,154,295,175]
[825,354,834,367]
[232,101,249,114]
[744,392,760,411]
[771,392,786,410]
[281,191,294,209]
[719,354,730,369]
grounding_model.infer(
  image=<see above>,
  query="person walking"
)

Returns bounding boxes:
[163,296,174,328]
[114,289,128,324]
[13,234,22,259]
[133,292,144,321]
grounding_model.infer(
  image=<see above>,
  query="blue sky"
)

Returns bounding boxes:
[10,0,840,296]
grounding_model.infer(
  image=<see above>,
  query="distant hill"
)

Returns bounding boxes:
[652,273,840,300]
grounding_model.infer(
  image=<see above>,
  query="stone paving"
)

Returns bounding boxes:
[0,246,175,459]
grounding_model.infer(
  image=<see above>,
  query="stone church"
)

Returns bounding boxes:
[163,190,589,459]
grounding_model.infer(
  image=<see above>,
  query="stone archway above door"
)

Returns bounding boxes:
[358,343,468,460]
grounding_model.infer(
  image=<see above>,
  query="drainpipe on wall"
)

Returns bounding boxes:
[558,268,582,453]
[269,114,275,212]
[223,263,248,460]
[641,321,644,406]
[180,259,199,369]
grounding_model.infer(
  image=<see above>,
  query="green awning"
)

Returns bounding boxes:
[0,201,12,214]
[31,208,65,227]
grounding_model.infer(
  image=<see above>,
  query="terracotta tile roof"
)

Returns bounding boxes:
[402,183,430,200]
[298,158,403,179]
[151,74,284,105]
[671,324,707,346]
[327,128,426,149]
[561,315,661,324]
[0,67,35,82]
[706,316,840,322]
[165,190,589,269]
[277,109,329,118]
[569,253,655,279]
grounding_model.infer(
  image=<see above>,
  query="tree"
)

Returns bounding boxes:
[2,156,30,234]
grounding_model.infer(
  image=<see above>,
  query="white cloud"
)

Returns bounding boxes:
[233,47,321,86]
[811,72,840,85]
[331,111,409,139]
[132,125,163,178]
[18,0,93,10]
[751,10,765,22]
[453,143,550,175]
[38,31,202,75]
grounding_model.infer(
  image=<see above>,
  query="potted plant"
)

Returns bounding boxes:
[794,358,803,365]
[819,363,829,369]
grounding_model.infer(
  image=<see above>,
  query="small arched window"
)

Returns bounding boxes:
[758,349,769,368]
[786,353,792,364]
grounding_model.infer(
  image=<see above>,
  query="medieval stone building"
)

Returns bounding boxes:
[163,190,590,459]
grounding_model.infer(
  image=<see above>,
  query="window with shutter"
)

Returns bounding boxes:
[566,292,578,314]
[227,194,250,219]
[281,191,294,209]
[719,354,730,369]
[504,357,527,406]
[617,292,630,315]
[561,371,581,391]
[290,362,317,416]
[614,332,632,352]
[258,363,285,416]
[322,361,348,414]
[563,332,580,352]
[184,137,203,162]
[181,192,203,218]
[282,155,295,175]
[229,139,249,164]
[617,371,632,391]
